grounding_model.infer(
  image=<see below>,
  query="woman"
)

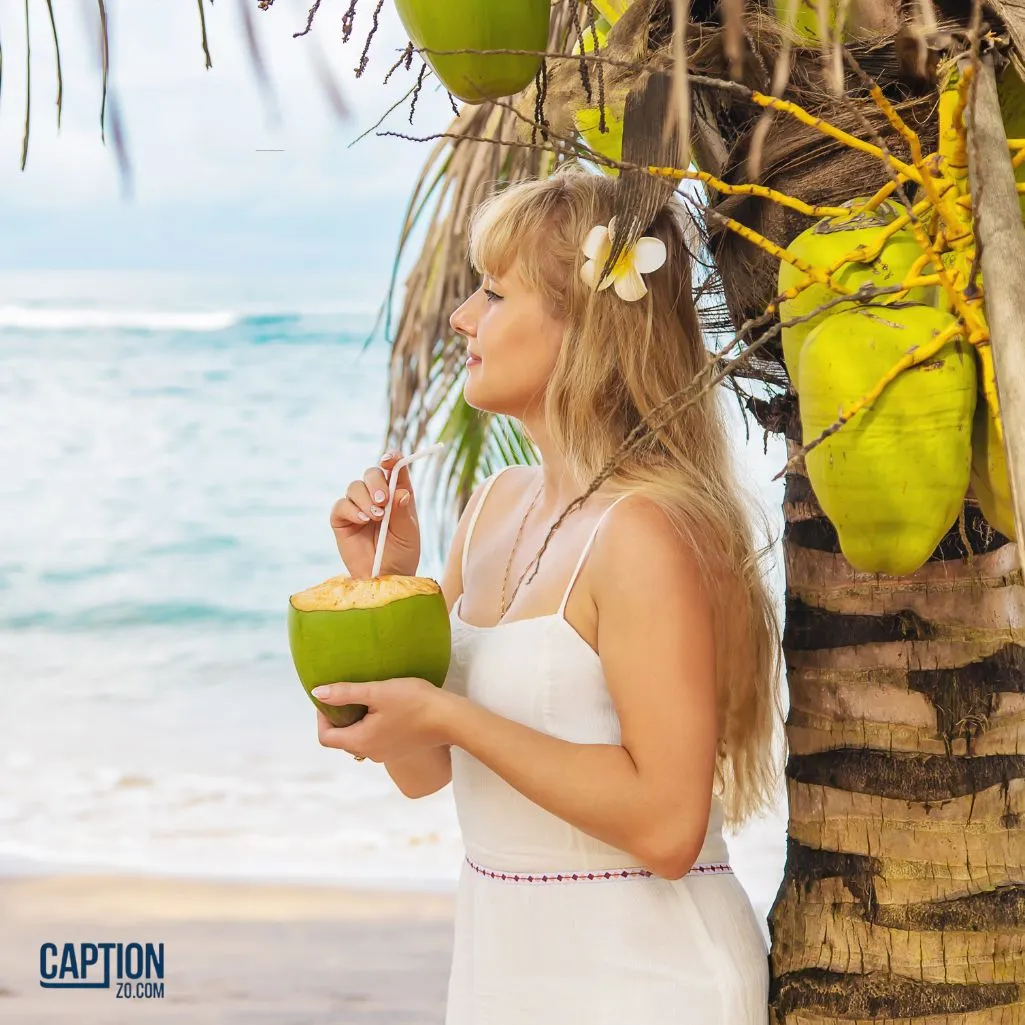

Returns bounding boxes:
[321,165,783,1024]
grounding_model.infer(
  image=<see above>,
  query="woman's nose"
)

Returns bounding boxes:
[449,294,477,338]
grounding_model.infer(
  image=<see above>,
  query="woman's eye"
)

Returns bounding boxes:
[483,288,503,303]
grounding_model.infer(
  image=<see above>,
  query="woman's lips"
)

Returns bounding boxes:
[465,355,482,367]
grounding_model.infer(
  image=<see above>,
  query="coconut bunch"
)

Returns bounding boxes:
[776,200,976,574]
[539,2,1023,574]
[776,184,1017,576]
[768,47,1025,573]
[379,0,1025,571]
[685,8,950,335]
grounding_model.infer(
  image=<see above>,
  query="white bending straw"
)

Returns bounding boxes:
[371,442,447,578]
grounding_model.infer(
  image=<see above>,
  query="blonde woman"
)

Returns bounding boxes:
[322,164,784,1024]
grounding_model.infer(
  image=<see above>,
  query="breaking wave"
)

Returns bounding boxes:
[0,304,241,332]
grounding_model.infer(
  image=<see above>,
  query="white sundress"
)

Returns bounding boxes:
[442,466,770,1025]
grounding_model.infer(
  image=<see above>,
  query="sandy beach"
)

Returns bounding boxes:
[0,870,456,1024]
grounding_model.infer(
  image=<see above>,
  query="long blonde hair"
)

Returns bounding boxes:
[468,163,785,830]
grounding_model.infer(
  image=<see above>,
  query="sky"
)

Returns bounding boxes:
[0,0,453,277]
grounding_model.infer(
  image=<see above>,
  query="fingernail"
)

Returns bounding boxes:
[356,511,371,522]
[373,489,386,503]
[401,494,410,507]
[311,686,330,698]
[371,505,384,516]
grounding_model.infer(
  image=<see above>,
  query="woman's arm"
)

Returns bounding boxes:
[383,745,451,799]
[435,499,719,878]
[382,477,491,799]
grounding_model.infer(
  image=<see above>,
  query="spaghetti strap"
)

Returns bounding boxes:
[461,465,520,583]
[557,493,632,618]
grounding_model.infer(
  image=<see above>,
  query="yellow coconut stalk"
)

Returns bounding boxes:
[778,197,938,385]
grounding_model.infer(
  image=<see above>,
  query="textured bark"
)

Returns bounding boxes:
[768,440,1025,1024]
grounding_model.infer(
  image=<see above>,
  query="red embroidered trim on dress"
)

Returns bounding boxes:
[464,855,732,882]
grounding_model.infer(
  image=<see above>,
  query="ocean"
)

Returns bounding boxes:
[0,270,790,928]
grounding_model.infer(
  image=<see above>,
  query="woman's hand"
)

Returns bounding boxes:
[330,451,421,579]
[313,677,452,763]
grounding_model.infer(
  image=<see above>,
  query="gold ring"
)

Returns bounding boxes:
[353,754,366,762]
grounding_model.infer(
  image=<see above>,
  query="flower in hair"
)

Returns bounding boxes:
[579,217,667,301]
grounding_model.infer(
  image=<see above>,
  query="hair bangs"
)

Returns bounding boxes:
[469,188,523,278]
[468,183,566,292]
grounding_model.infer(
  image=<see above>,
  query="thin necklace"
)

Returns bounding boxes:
[499,478,547,619]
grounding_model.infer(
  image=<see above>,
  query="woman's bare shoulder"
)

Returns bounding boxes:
[589,494,694,594]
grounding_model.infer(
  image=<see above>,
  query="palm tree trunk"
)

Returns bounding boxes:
[769,436,1025,1024]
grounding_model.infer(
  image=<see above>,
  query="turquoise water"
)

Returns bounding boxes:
[0,271,789,914]
[0,270,464,887]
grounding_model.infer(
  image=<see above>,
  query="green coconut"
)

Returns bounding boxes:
[799,304,977,576]
[970,396,1017,540]
[572,0,633,52]
[288,574,451,728]
[573,104,625,176]
[774,0,841,42]
[592,0,634,22]
[571,12,613,54]
[997,63,1025,222]
[772,0,888,43]
[393,0,551,103]
[779,198,937,387]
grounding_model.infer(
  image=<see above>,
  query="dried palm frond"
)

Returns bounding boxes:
[378,0,1025,506]
[378,1,581,527]
[543,0,667,142]
[606,70,685,272]
[685,9,945,331]
[537,2,949,348]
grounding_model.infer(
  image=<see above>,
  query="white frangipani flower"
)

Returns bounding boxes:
[579,216,667,301]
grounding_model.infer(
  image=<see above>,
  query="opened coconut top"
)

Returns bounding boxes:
[290,574,442,612]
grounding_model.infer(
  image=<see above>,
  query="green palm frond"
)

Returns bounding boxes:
[414,392,538,566]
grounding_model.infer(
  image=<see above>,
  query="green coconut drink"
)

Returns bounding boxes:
[289,573,451,727]
[289,442,451,727]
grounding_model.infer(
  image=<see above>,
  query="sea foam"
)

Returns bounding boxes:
[0,304,239,332]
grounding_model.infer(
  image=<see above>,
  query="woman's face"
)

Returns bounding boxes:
[449,258,566,419]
